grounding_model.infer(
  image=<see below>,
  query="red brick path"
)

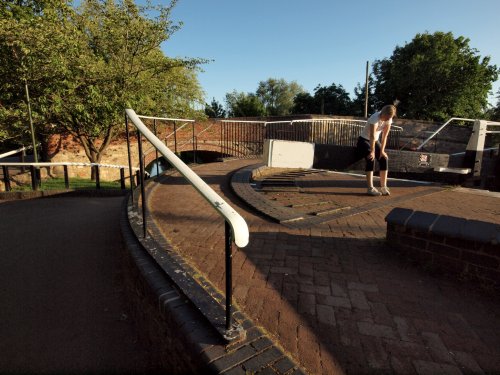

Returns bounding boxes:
[148,159,500,375]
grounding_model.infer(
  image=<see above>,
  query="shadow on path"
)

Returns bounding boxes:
[0,197,159,374]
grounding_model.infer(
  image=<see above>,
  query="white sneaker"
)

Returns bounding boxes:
[367,187,382,196]
[380,187,391,196]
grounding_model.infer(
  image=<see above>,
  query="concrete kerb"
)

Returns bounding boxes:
[122,183,308,374]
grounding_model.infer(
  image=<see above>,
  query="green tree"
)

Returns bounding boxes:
[0,0,77,157]
[372,31,499,121]
[49,0,206,169]
[0,0,206,169]
[205,98,226,118]
[488,89,500,121]
[292,83,352,115]
[256,78,304,116]
[351,78,376,117]
[225,91,265,117]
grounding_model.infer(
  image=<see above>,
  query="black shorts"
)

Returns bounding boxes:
[356,136,388,172]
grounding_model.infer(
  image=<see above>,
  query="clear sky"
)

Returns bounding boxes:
[163,0,500,108]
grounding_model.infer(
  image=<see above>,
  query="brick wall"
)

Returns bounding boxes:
[385,208,500,288]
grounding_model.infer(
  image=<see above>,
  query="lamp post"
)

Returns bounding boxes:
[24,79,38,163]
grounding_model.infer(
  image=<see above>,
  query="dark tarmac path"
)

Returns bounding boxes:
[0,196,157,374]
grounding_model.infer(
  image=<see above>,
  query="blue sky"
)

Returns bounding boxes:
[163,0,500,108]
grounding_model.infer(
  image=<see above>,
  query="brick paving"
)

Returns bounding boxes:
[148,159,500,375]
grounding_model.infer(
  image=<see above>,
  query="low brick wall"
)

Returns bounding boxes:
[385,208,500,288]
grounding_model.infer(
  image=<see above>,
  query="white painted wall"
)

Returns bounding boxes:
[263,139,315,169]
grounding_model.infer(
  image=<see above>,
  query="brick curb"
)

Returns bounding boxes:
[230,164,444,229]
[121,190,308,374]
[386,208,500,288]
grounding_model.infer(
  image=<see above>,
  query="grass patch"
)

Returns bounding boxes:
[11,177,126,191]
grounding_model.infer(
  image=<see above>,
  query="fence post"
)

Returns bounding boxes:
[137,131,147,238]
[173,121,178,154]
[20,149,26,173]
[192,122,196,163]
[125,113,135,203]
[2,166,11,191]
[95,165,101,189]
[64,165,69,189]
[153,119,160,177]
[120,168,126,189]
[225,221,233,331]
[30,166,38,191]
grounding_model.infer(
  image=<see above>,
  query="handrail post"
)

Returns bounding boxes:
[95,165,101,189]
[174,121,178,154]
[125,113,135,203]
[2,166,11,191]
[20,149,26,173]
[120,168,126,189]
[63,165,69,189]
[225,220,233,331]
[192,122,196,164]
[30,166,38,191]
[137,130,148,238]
[153,119,160,177]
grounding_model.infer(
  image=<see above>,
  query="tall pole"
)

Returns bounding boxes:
[24,80,38,163]
[364,61,369,119]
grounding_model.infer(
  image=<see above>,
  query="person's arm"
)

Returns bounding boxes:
[368,123,376,160]
[380,124,391,159]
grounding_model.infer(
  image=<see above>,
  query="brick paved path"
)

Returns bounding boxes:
[148,159,500,375]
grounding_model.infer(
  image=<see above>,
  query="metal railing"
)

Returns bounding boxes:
[415,117,475,151]
[125,108,249,335]
[0,161,138,191]
[0,144,38,160]
[219,118,403,157]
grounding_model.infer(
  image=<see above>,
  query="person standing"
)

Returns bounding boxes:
[356,104,397,196]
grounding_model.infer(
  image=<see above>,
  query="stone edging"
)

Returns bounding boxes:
[121,189,308,374]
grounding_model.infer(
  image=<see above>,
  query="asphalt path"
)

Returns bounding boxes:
[0,196,158,374]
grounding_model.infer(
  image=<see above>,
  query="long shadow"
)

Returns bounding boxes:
[237,230,500,374]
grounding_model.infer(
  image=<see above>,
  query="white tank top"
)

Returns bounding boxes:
[360,111,392,141]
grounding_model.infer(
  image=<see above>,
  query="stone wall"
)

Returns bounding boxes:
[385,208,500,288]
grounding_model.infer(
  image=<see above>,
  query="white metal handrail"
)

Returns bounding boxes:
[0,161,140,170]
[417,117,475,150]
[0,144,38,160]
[126,108,249,248]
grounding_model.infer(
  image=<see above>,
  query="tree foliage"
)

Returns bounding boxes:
[292,83,352,115]
[256,78,304,116]
[205,98,226,118]
[225,91,265,117]
[0,0,76,150]
[372,31,499,121]
[0,0,207,165]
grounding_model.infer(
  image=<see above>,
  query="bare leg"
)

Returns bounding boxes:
[366,171,374,188]
[380,170,388,187]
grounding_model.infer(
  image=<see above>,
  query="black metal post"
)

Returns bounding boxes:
[2,166,11,191]
[225,221,233,331]
[174,121,178,154]
[21,149,26,173]
[192,122,196,163]
[220,122,223,156]
[153,119,160,177]
[120,168,126,189]
[125,114,135,203]
[137,131,147,238]
[63,165,69,189]
[95,165,101,189]
[30,166,38,191]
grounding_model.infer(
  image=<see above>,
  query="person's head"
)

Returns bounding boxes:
[380,105,397,121]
